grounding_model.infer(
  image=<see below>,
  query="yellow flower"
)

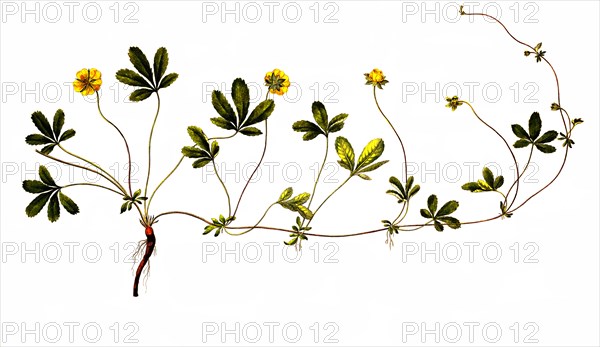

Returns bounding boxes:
[364,68,389,89]
[445,96,464,111]
[73,68,102,96]
[264,69,290,95]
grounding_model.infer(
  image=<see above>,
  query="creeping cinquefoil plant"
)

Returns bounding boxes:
[23,9,583,296]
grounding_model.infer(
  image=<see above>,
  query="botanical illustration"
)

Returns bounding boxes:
[22,9,582,296]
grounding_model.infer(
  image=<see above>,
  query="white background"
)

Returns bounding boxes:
[1,1,599,346]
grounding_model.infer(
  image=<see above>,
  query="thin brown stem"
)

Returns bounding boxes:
[62,183,124,196]
[464,11,571,212]
[36,150,143,220]
[154,209,505,238]
[144,93,161,215]
[507,145,534,210]
[226,203,275,236]
[373,86,408,182]
[213,159,232,217]
[153,14,572,240]
[96,92,133,196]
[154,211,212,224]
[147,133,237,213]
[36,150,126,195]
[305,176,352,228]
[57,144,125,193]
[232,119,268,217]
[463,101,520,204]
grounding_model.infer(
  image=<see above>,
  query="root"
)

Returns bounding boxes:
[133,227,156,297]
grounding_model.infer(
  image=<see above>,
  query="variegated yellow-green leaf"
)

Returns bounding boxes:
[279,187,293,201]
[335,136,355,171]
[357,138,384,169]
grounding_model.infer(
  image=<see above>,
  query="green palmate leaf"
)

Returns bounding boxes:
[511,124,529,139]
[129,88,154,102]
[158,73,178,89]
[292,120,324,141]
[279,187,293,201]
[328,122,344,133]
[40,144,56,155]
[482,167,494,187]
[244,99,275,127]
[389,176,405,197]
[115,69,153,88]
[47,193,60,222]
[420,209,432,219]
[288,193,310,205]
[192,158,212,168]
[437,200,459,217]
[187,126,210,151]
[386,189,403,201]
[357,173,371,180]
[438,216,461,229]
[23,180,52,193]
[210,141,220,157]
[278,202,297,212]
[528,112,542,140]
[59,129,76,142]
[535,143,556,153]
[536,130,558,143]
[477,179,492,191]
[25,134,53,145]
[31,111,54,139]
[232,78,250,124]
[292,120,321,133]
[357,138,384,169]
[181,146,207,158]
[434,221,444,232]
[335,136,355,171]
[462,182,482,192]
[39,165,57,187]
[427,194,438,215]
[25,192,52,218]
[312,101,329,131]
[212,90,237,125]
[240,127,262,136]
[406,176,414,191]
[337,160,352,171]
[328,113,348,133]
[494,176,504,189]
[462,167,504,193]
[296,205,313,219]
[203,225,217,235]
[210,117,236,130]
[128,46,154,86]
[284,237,298,246]
[292,120,323,140]
[303,131,321,141]
[58,191,79,215]
[52,109,65,139]
[358,160,388,173]
[279,202,313,219]
[409,185,420,198]
[514,139,531,148]
[153,47,168,84]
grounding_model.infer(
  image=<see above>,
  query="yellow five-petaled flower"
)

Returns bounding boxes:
[264,69,290,95]
[364,68,389,89]
[445,96,464,111]
[73,68,102,96]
